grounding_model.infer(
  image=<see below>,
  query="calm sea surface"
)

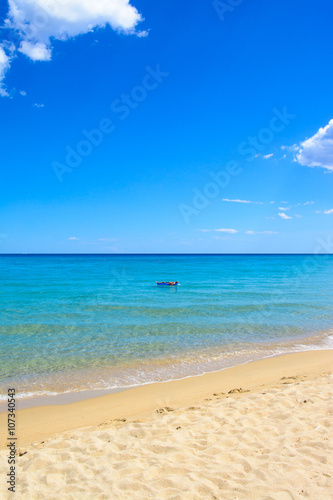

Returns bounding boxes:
[1,254,333,401]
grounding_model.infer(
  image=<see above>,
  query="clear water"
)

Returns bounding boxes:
[0,254,333,401]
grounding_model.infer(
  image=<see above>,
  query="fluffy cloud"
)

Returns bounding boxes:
[293,119,333,172]
[222,199,263,204]
[324,208,333,215]
[278,213,292,220]
[19,41,51,61]
[0,46,11,96]
[6,0,143,54]
[1,0,144,94]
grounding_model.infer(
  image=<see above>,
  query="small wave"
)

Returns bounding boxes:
[1,329,332,404]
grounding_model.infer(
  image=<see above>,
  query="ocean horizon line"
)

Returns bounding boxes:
[1,253,332,257]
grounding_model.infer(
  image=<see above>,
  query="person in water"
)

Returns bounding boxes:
[156,281,179,285]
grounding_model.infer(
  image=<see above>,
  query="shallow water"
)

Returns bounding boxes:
[1,254,333,400]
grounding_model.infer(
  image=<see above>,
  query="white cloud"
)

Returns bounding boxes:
[196,228,238,234]
[277,202,313,212]
[137,29,149,37]
[1,0,144,94]
[265,216,275,220]
[278,213,292,220]
[324,208,333,215]
[6,0,143,62]
[281,144,298,152]
[222,199,263,204]
[245,230,278,235]
[33,102,44,107]
[294,214,302,218]
[254,153,274,159]
[19,41,51,61]
[0,46,11,97]
[215,229,238,234]
[20,90,27,95]
[293,119,333,172]
[68,236,78,240]
[315,210,321,214]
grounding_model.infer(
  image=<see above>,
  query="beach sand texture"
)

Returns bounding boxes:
[0,351,332,499]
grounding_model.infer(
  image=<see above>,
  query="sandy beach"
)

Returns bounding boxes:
[1,349,332,499]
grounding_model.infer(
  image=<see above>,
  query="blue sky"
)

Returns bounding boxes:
[0,0,332,253]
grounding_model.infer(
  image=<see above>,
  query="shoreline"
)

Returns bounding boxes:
[1,327,332,410]
[1,349,332,448]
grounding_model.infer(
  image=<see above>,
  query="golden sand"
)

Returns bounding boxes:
[0,350,332,499]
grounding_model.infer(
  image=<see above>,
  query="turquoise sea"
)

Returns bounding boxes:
[0,254,333,402]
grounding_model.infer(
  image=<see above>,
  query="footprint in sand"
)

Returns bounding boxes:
[155,407,175,414]
[98,418,126,427]
[228,388,250,394]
